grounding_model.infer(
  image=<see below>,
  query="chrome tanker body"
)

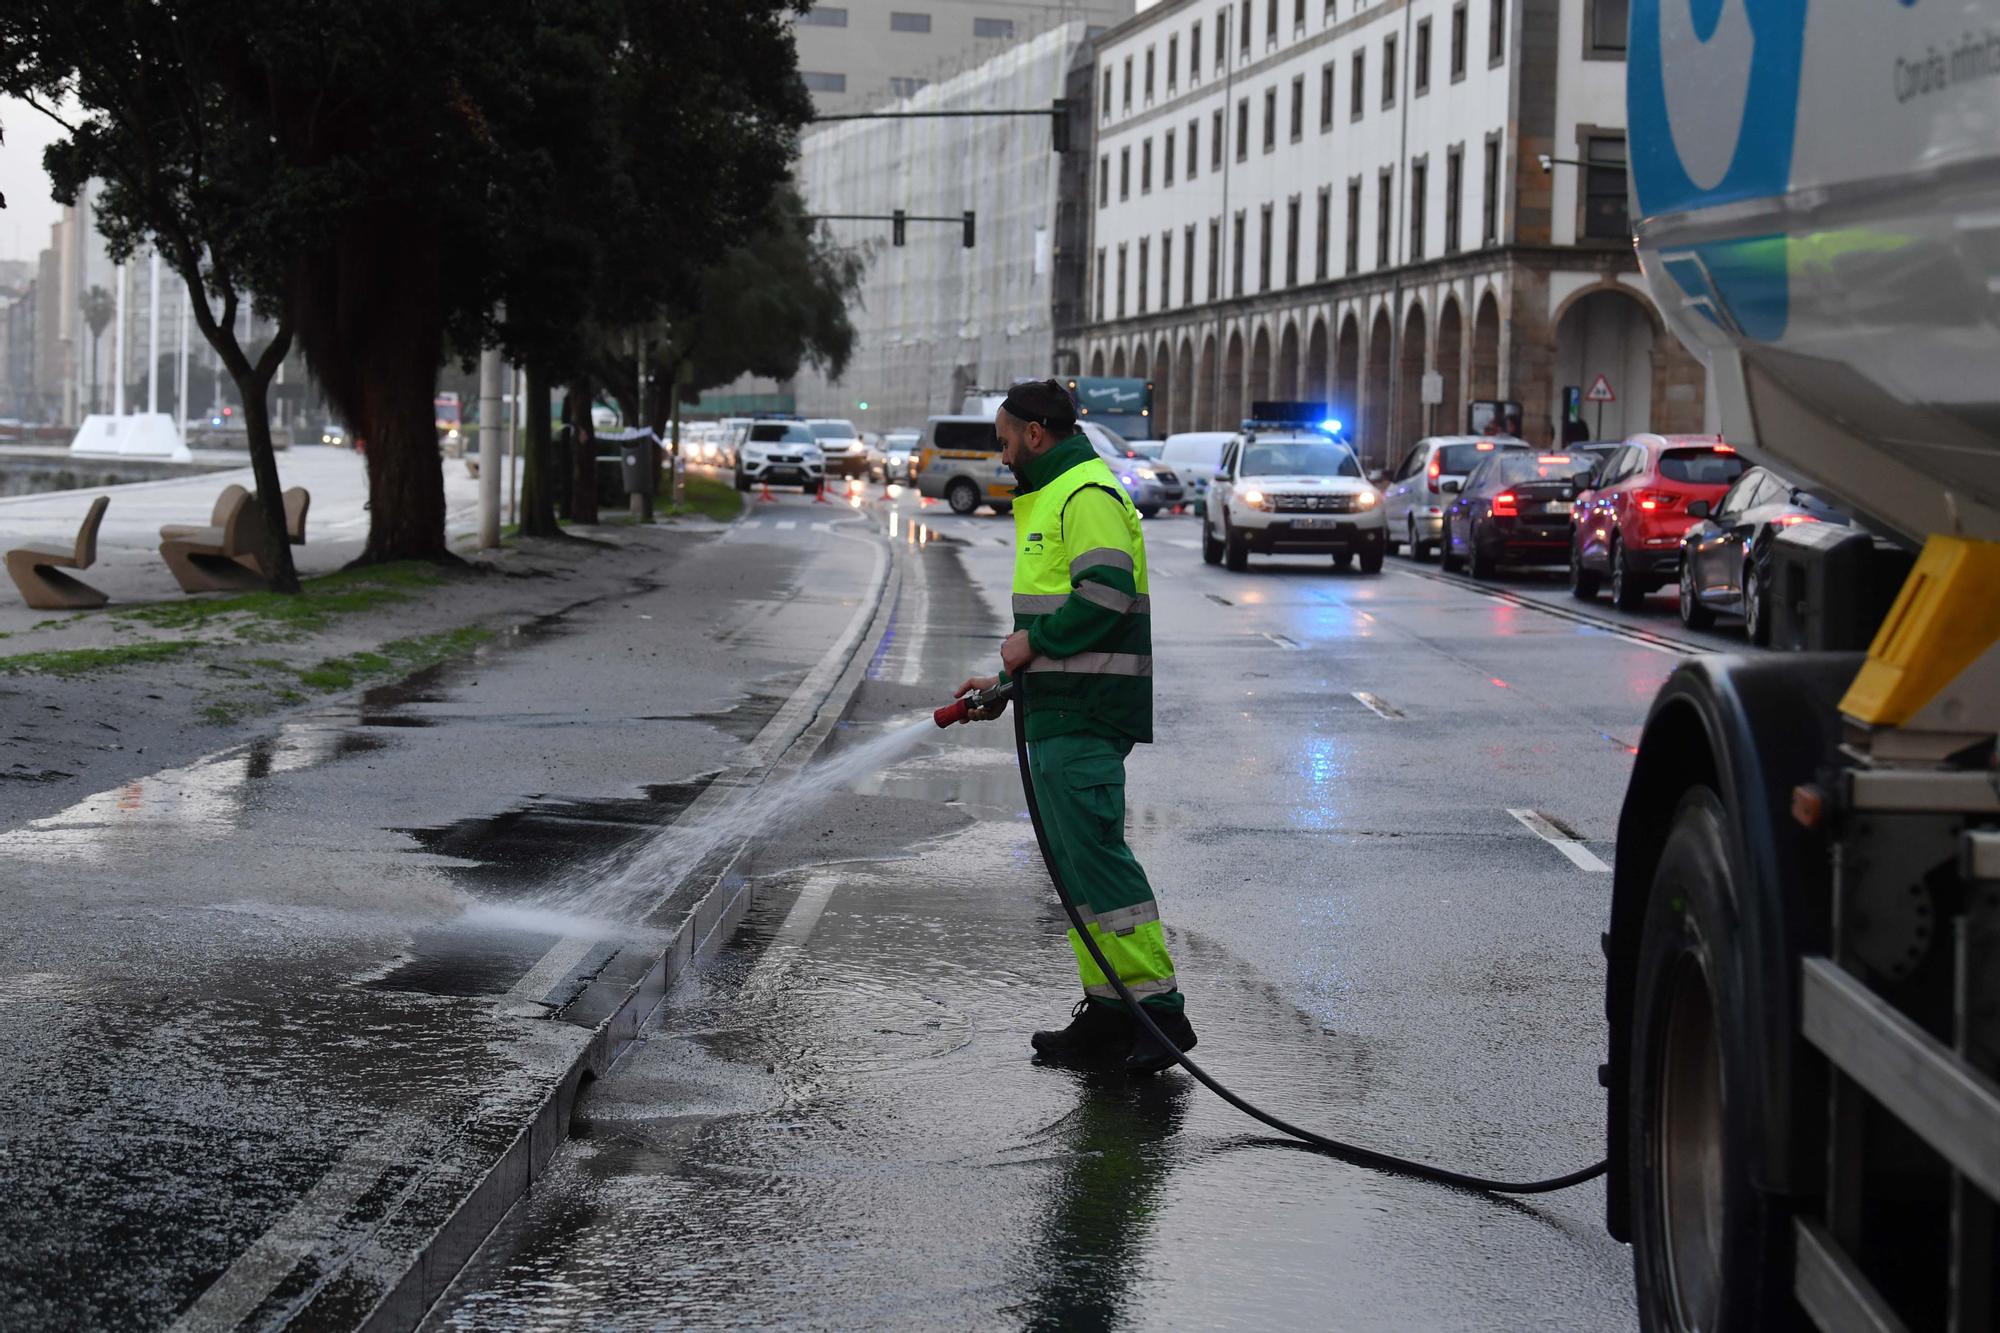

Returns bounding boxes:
[1607,4,2000,1332]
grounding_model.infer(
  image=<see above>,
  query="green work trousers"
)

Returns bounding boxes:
[1026,730,1184,1014]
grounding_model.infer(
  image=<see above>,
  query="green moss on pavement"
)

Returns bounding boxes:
[0,640,200,676]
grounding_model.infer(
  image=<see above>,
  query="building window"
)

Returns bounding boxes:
[1241,0,1252,56]
[1586,0,1627,58]
[1099,155,1110,208]
[1320,61,1335,130]
[1233,209,1247,296]
[1216,8,1229,72]
[1290,74,1305,141]
[1142,139,1154,193]
[802,71,847,92]
[974,16,1014,39]
[1212,109,1225,170]
[1257,206,1272,292]
[1451,2,1468,80]
[1482,135,1500,244]
[1184,224,1197,305]
[1382,34,1397,107]
[890,11,931,33]
[1315,186,1331,280]
[1285,196,1301,287]
[1345,179,1362,274]
[1208,217,1222,301]
[1583,133,1630,239]
[1096,248,1106,321]
[1409,157,1427,262]
[1102,67,1113,119]
[799,6,848,26]
[1237,97,1250,160]
[1350,50,1365,119]
[1161,231,1173,309]
[1263,88,1277,153]
[1445,145,1464,254]
[1376,168,1392,267]
[1138,237,1150,314]
[1294,0,1306,30]
[1191,22,1203,82]
[1188,119,1200,178]
[1489,0,1505,65]
[1168,35,1179,92]
[1266,0,1279,44]
[1415,19,1432,94]
[1123,57,1134,108]
[1145,47,1156,101]
[1117,243,1128,318]
[1165,129,1177,187]
[1120,146,1131,200]
[889,76,928,97]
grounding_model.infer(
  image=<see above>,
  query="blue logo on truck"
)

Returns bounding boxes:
[1629,0,1809,339]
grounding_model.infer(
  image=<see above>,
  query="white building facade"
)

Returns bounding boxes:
[1081,0,1706,465]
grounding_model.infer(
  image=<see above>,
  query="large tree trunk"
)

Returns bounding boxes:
[518,366,561,538]
[567,378,599,524]
[355,363,450,564]
[236,374,302,593]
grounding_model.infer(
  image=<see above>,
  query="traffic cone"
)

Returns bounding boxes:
[758,482,776,503]
[813,483,832,504]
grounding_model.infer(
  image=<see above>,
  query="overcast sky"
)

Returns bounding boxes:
[1,96,69,266]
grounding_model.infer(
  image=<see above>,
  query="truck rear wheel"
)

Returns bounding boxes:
[1628,788,1795,1333]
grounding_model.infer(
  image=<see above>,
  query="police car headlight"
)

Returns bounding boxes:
[1355,490,1378,508]
[1240,489,1271,510]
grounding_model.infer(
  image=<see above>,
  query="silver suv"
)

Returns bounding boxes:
[806,418,867,479]
[733,420,826,494]
[1380,435,1527,560]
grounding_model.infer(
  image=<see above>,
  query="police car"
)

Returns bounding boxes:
[1202,412,1387,573]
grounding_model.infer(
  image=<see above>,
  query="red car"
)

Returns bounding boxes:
[1569,434,1748,610]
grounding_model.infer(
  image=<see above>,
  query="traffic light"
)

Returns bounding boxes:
[1050,97,1072,153]
[892,209,906,246]
[963,210,976,249]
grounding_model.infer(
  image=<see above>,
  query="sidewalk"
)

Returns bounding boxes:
[0,488,893,1327]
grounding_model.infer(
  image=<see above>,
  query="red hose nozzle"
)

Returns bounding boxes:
[933,699,970,728]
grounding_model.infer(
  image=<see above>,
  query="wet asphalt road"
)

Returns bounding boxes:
[424,481,1771,1331]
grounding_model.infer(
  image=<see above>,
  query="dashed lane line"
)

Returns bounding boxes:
[1508,808,1612,873]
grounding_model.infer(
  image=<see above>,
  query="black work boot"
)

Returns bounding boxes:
[1031,999,1132,1065]
[1124,1007,1197,1076]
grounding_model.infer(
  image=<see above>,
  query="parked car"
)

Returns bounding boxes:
[1203,428,1386,572]
[1568,434,1749,609]
[1381,435,1528,560]
[1440,451,1592,578]
[806,418,868,478]
[1676,465,1849,641]
[915,416,1012,515]
[1082,422,1183,517]
[733,420,825,494]
[1160,431,1234,517]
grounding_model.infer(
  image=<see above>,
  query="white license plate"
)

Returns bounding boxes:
[1539,500,1572,515]
[1291,517,1341,529]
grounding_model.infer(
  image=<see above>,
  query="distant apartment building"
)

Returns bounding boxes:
[1078,0,1708,465]
[775,21,1100,427]
[793,1,1132,115]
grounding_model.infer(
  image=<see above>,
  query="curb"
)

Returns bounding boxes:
[344,528,901,1331]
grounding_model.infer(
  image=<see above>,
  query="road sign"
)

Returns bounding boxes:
[1421,371,1443,405]
[1585,373,1616,403]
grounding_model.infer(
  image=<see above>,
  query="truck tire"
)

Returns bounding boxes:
[946,479,980,515]
[1628,787,1795,1333]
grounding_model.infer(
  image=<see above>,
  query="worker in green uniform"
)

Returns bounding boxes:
[955,379,1198,1076]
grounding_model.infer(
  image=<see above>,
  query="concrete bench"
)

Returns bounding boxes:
[159,485,269,593]
[5,494,111,610]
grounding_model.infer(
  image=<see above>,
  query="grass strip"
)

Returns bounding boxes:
[0,640,200,676]
[110,562,444,637]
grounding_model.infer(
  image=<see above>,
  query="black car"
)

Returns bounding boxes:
[1440,451,1593,579]
[1677,465,1848,642]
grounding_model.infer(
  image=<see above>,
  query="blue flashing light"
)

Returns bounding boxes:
[1321,418,1343,433]
[1120,473,1135,485]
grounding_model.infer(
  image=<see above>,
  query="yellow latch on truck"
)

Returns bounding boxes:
[1840,535,2000,727]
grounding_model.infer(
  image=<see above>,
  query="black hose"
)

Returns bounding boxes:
[1007,675,1609,1197]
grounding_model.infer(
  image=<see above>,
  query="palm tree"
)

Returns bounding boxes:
[80,284,114,413]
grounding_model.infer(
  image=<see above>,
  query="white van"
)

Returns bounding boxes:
[1160,432,1234,516]
[915,415,1012,515]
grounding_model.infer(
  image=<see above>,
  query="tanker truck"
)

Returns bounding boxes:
[1605,4,2000,1330]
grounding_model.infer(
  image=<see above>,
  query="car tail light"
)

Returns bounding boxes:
[1636,490,1679,512]
[1427,456,1442,493]
[1774,512,1818,527]
[1493,491,1519,517]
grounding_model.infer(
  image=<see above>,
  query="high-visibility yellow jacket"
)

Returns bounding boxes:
[1004,434,1152,743]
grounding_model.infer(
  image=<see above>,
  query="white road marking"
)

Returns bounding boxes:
[1168,538,1203,550]
[1352,691,1404,719]
[1260,630,1303,650]
[776,520,798,530]
[1507,808,1612,873]
[741,872,837,992]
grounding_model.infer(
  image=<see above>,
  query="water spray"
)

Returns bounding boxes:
[937,675,1609,1197]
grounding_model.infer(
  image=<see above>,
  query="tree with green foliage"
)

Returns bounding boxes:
[2,6,308,590]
